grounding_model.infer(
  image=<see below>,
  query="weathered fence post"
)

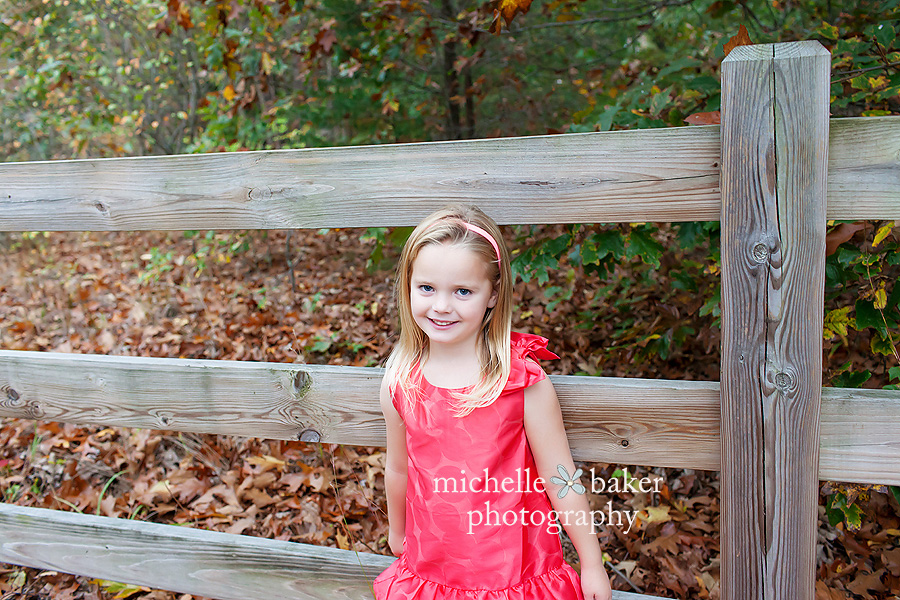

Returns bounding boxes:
[720,41,830,599]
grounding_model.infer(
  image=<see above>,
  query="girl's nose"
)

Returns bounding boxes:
[432,294,451,312]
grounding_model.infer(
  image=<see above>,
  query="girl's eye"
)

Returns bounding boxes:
[419,285,433,293]
[457,288,472,296]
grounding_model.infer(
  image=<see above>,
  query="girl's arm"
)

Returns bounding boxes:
[524,376,612,600]
[380,374,408,556]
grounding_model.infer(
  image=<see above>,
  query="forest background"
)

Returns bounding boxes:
[1,0,899,598]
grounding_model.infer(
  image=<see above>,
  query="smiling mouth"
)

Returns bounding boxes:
[429,318,457,327]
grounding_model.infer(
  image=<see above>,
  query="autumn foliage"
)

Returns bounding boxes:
[2,0,900,598]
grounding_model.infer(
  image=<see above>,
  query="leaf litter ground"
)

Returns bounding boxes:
[0,228,898,599]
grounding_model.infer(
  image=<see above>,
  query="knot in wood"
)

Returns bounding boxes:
[620,439,630,448]
[298,428,321,443]
[26,401,44,419]
[752,242,769,264]
[774,371,793,391]
[4,386,20,403]
[292,370,311,397]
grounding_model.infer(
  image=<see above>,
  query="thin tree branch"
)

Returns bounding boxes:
[507,0,699,33]
[832,61,900,84]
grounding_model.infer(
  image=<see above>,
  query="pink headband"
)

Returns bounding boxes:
[463,222,502,263]
[427,219,501,263]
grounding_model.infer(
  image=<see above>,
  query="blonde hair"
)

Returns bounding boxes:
[385,205,513,417]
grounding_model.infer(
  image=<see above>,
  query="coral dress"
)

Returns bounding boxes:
[373,332,584,600]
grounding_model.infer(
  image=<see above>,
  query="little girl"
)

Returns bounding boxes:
[373,205,612,600]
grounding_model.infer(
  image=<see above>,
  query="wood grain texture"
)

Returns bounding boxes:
[1,118,896,232]
[828,116,900,219]
[819,387,900,484]
[0,503,666,600]
[0,349,720,470]
[720,41,830,600]
[0,503,392,600]
[0,127,722,230]
[765,40,829,600]
[720,42,774,600]
[2,350,899,484]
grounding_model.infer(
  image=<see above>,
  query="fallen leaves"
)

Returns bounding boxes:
[3,227,900,598]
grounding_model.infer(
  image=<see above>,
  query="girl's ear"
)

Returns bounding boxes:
[487,287,498,309]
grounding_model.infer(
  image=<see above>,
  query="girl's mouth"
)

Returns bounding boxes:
[429,318,457,328]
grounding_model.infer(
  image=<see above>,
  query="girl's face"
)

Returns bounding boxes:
[409,242,498,354]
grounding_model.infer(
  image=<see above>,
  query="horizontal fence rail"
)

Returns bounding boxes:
[1,350,898,484]
[0,117,897,231]
[0,503,392,600]
[0,504,665,600]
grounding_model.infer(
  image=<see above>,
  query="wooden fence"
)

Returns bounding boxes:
[1,40,898,600]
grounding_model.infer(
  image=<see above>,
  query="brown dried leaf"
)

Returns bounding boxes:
[882,547,900,576]
[684,110,720,125]
[815,580,848,600]
[226,517,255,535]
[826,222,866,256]
[846,568,886,599]
[723,24,753,57]
[248,455,286,473]
[244,487,277,508]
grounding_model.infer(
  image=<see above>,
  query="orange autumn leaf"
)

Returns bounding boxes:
[490,0,533,34]
[723,24,753,57]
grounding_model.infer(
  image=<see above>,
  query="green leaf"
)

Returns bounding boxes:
[310,336,333,353]
[676,221,705,250]
[832,369,871,388]
[626,227,663,268]
[835,494,862,531]
[699,285,721,319]
[873,23,896,49]
[889,366,900,383]
[595,105,620,132]
[388,226,414,247]
[91,580,150,599]
[670,270,698,293]
[545,234,572,257]
[855,299,889,337]
[649,87,671,116]
[825,501,845,527]
[817,21,839,40]
[871,334,897,357]
[590,230,625,260]
[656,57,701,79]
[580,240,600,266]
[829,492,863,532]
[849,75,870,90]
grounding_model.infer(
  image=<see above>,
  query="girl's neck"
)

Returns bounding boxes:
[421,342,483,389]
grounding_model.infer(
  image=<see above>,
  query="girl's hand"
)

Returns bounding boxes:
[388,529,405,557]
[580,566,612,600]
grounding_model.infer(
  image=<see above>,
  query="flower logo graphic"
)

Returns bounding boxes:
[549,465,586,498]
